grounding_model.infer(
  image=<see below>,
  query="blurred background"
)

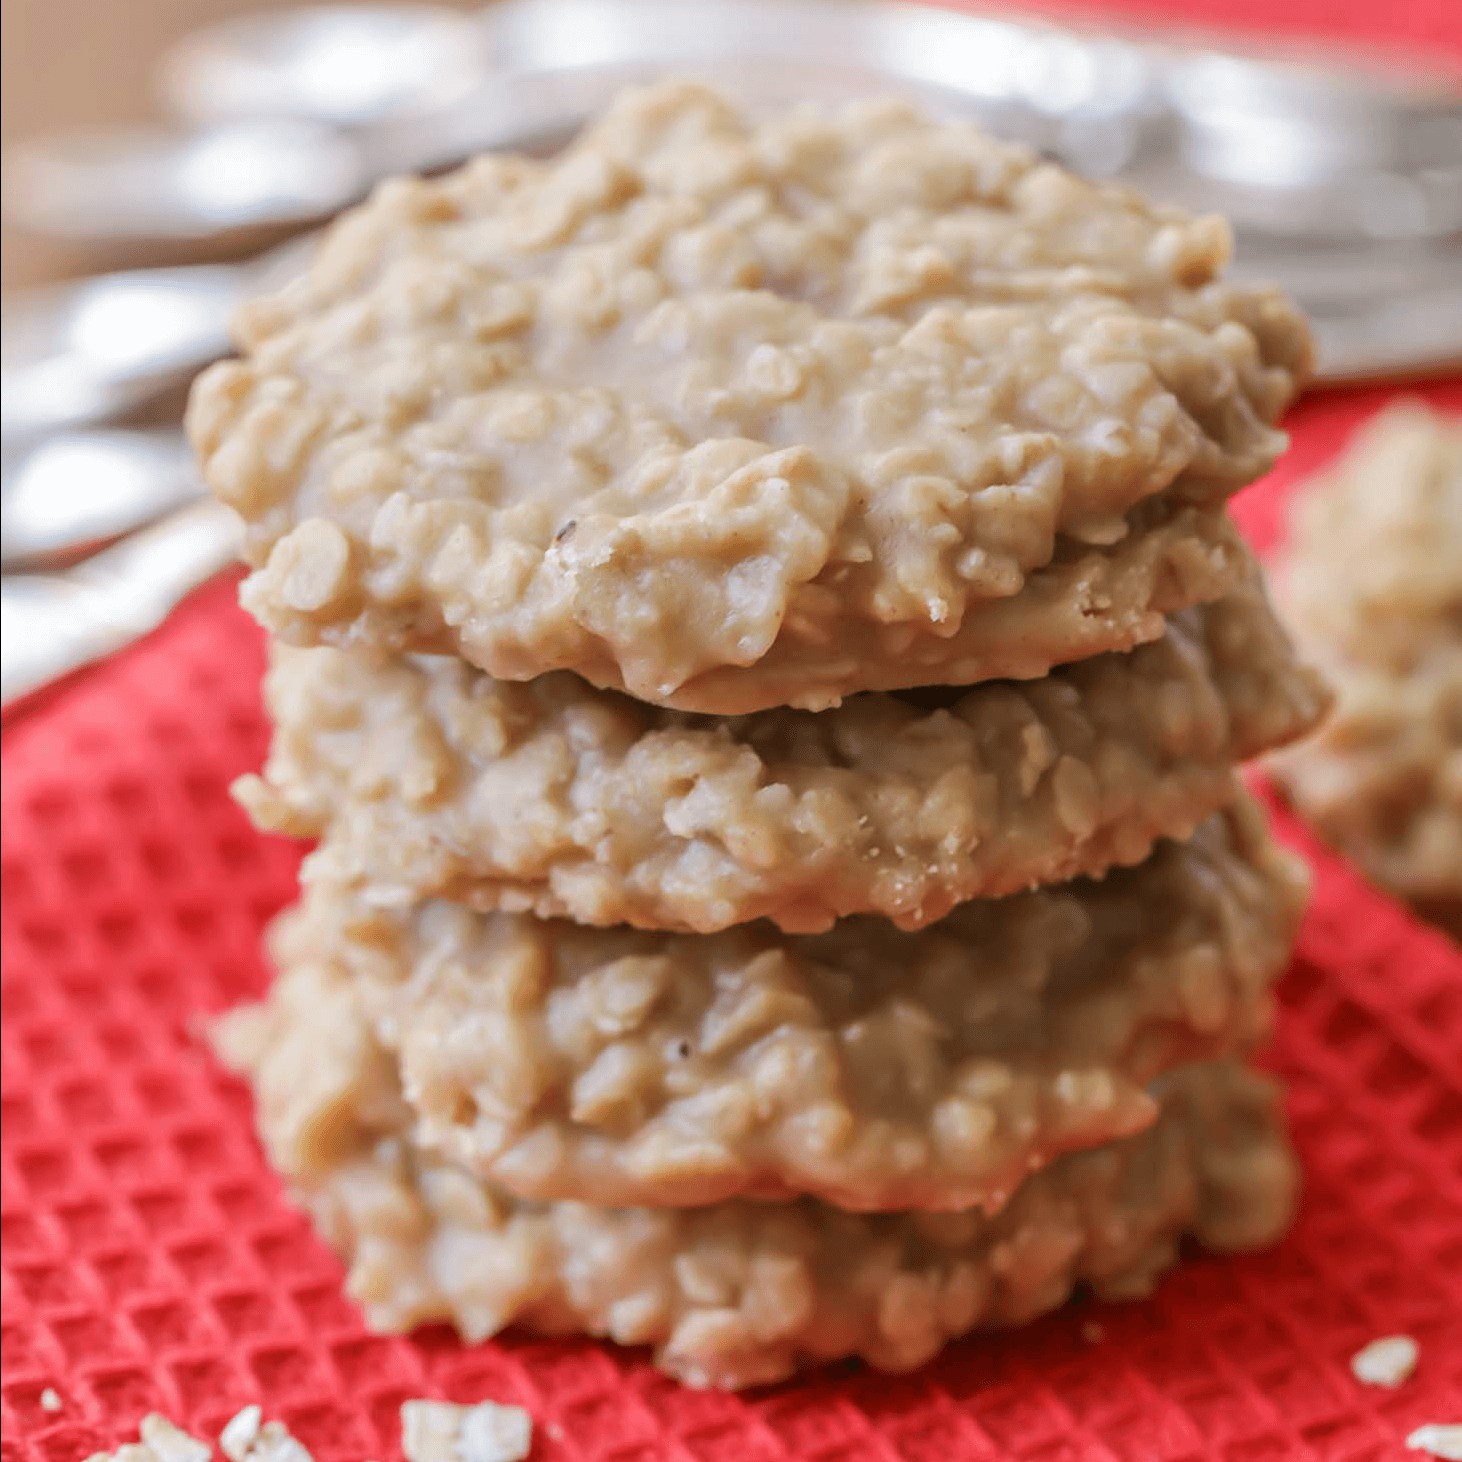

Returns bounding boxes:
[4,0,1460,285]
[2,0,497,291]
[2,0,343,290]
[3,0,491,290]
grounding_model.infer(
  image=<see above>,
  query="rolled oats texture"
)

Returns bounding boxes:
[240,572,1327,934]
[223,799,1306,1212]
[187,81,1310,713]
[216,991,1299,1391]
[1271,403,1462,935]
[219,1407,263,1460]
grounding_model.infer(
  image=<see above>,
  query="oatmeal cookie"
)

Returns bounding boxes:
[188,82,1309,713]
[258,800,1304,1211]
[216,974,1298,1389]
[240,573,1325,933]
[1271,403,1462,934]
[1273,650,1461,935]
[1281,402,1462,670]
[85,1412,316,1462]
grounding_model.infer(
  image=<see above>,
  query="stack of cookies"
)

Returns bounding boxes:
[191,83,1329,1388]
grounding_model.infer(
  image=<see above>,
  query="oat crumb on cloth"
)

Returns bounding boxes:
[86,1414,214,1462]
[400,1398,534,1462]
[81,1400,534,1462]
[1408,1424,1462,1460]
[1350,1334,1419,1388]
[219,1405,314,1462]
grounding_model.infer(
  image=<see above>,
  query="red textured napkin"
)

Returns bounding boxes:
[5,39,1462,1462]
[1031,0,1462,61]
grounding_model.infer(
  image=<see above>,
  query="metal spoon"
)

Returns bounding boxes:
[0,233,314,439]
[1,429,201,571]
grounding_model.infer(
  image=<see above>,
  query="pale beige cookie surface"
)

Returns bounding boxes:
[241,573,1325,933]
[1271,403,1462,936]
[217,976,1298,1390]
[252,799,1304,1212]
[188,82,1309,713]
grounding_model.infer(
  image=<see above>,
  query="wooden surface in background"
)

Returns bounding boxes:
[0,0,477,290]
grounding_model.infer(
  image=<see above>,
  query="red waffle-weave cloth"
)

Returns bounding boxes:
[4,80,1462,1462]
[1032,0,1462,60]
[5,375,1460,1462]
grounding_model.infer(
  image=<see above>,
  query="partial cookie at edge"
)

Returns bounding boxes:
[1270,402,1462,934]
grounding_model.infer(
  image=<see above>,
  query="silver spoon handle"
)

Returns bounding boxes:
[1,501,240,709]
[0,234,315,440]
[1,429,202,571]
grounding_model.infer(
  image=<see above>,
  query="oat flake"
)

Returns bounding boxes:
[1408,1425,1462,1460]
[400,1399,533,1462]
[1350,1334,1419,1388]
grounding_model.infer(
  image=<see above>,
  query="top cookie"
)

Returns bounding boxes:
[188,82,1311,713]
